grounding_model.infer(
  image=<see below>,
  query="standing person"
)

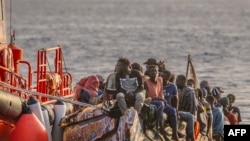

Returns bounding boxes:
[197,88,213,141]
[227,93,242,123]
[176,74,198,118]
[115,57,144,115]
[161,69,178,108]
[200,80,211,96]
[206,96,224,141]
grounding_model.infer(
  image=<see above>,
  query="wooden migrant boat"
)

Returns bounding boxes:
[0,0,149,140]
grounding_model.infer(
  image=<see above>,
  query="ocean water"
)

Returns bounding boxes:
[6,0,250,123]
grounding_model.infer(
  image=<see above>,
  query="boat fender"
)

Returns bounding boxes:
[52,100,66,141]
[27,96,45,125]
[10,104,48,141]
[65,102,74,115]
[42,107,52,141]
[0,90,23,122]
[42,104,55,125]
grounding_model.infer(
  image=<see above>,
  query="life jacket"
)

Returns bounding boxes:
[194,120,200,140]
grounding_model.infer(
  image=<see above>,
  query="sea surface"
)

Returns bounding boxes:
[6,0,250,124]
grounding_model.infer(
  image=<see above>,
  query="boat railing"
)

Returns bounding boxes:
[0,45,74,104]
[0,83,92,107]
[36,46,73,102]
[0,65,28,97]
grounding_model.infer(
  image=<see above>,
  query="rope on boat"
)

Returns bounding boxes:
[0,83,92,107]
[61,47,68,73]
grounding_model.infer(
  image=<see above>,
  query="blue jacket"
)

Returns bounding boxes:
[212,106,224,136]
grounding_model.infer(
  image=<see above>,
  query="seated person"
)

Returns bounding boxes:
[161,69,178,108]
[144,65,169,136]
[115,57,144,115]
[74,74,105,105]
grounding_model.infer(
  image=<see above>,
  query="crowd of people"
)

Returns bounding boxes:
[73,57,241,141]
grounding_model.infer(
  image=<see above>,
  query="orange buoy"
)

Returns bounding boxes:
[10,105,48,141]
[0,120,14,141]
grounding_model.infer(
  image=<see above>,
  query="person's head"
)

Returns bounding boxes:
[169,73,176,83]
[176,74,186,90]
[131,62,143,73]
[187,78,195,88]
[116,57,131,74]
[143,58,157,70]
[227,93,236,104]
[211,87,224,100]
[217,96,230,109]
[161,69,172,82]
[148,65,159,79]
[200,80,211,95]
